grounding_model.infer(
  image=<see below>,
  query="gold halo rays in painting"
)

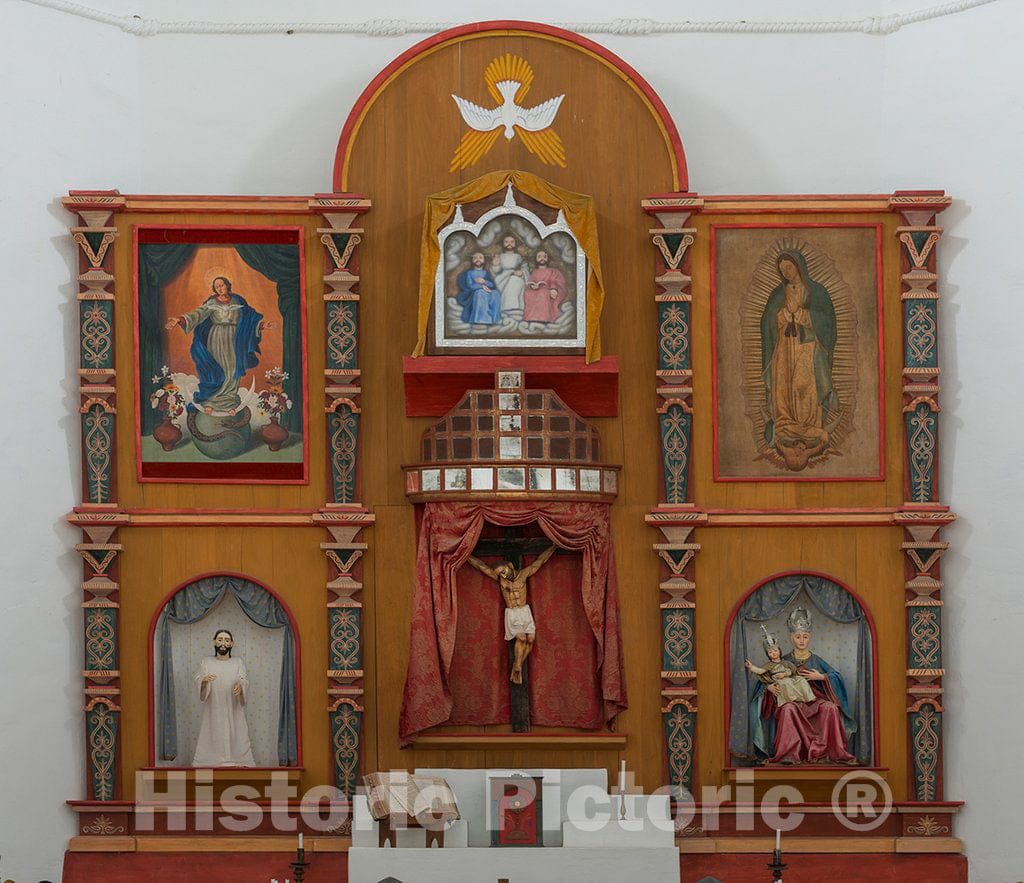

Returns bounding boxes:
[739,237,860,472]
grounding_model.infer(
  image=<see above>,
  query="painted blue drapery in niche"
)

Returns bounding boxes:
[727,574,873,765]
[156,575,298,765]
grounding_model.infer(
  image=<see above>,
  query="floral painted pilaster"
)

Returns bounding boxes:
[65,189,128,805]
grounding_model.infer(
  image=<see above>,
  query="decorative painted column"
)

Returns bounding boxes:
[643,195,702,505]
[890,191,953,802]
[898,509,953,802]
[893,191,950,508]
[643,194,706,798]
[311,196,374,809]
[315,511,373,802]
[645,517,706,798]
[63,190,129,805]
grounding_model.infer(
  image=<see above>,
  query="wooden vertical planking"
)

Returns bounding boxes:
[370,504,418,773]
[337,30,671,787]
[694,525,906,800]
[118,527,332,799]
[689,211,905,509]
[105,27,915,810]
[348,30,677,783]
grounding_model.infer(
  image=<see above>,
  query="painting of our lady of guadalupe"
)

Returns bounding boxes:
[712,226,883,480]
[135,227,307,482]
[759,249,840,468]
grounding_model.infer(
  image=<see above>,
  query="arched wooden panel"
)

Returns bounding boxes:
[342,23,682,788]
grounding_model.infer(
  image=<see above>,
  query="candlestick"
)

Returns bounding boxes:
[298,832,303,850]
[290,833,310,883]
[618,760,627,820]
[767,840,786,882]
[775,828,780,851]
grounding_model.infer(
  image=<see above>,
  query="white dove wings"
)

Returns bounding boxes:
[516,94,565,132]
[451,90,565,136]
[451,95,504,134]
[449,54,567,170]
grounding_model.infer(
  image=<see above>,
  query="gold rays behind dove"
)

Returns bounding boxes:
[449,54,567,171]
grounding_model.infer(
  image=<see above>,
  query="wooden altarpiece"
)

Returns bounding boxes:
[61,19,964,882]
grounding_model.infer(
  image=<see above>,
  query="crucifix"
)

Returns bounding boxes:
[464,529,562,733]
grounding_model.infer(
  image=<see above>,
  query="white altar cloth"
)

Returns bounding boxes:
[562,793,675,848]
[347,845,681,883]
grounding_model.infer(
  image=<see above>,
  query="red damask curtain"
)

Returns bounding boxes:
[399,501,626,745]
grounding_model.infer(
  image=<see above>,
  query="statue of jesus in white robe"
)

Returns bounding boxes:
[491,235,528,319]
[192,629,256,767]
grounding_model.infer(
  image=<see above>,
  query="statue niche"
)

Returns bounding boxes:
[152,574,299,768]
[728,573,875,768]
[400,370,625,743]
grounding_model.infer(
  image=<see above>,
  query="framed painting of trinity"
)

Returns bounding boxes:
[711,224,884,481]
[432,186,587,353]
[133,225,308,483]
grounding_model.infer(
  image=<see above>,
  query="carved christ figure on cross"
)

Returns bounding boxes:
[466,544,557,684]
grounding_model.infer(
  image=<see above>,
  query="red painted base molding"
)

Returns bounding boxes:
[64,851,965,883]
[63,851,348,882]
[681,853,967,882]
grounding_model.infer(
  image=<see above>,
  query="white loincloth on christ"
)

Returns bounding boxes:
[504,604,536,640]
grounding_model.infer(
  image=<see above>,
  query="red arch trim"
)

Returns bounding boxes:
[146,571,304,768]
[721,569,881,769]
[332,20,687,192]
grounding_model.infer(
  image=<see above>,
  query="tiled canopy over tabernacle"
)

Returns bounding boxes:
[405,370,618,500]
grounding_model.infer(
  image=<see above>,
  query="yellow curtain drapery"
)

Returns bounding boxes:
[412,170,605,363]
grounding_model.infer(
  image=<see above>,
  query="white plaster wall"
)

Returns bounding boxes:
[0,2,140,881]
[3,0,1022,878]
[881,4,1024,880]
[130,0,887,195]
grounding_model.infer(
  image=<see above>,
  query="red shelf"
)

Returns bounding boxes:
[402,355,619,417]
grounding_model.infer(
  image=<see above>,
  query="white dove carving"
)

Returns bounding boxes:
[449,54,567,171]
[452,81,565,140]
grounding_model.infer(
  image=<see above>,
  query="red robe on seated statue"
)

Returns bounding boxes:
[758,670,856,764]
[763,695,856,764]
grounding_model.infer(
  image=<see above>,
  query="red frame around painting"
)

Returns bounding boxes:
[145,571,304,769]
[132,225,309,484]
[709,223,886,483]
[721,569,882,771]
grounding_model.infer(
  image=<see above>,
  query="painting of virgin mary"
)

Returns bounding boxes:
[711,225,881,481]
[135,228,307,482]
[759,250,838,470]
[164,275,270,416]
